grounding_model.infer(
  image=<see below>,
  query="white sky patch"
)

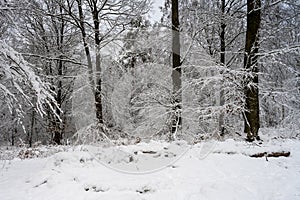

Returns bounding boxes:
[149,0,164,22]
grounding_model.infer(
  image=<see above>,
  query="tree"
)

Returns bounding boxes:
[171,0,182,137]
[61,0,151,129]
[243,0,261,141]
[0,0,80,145]
[0,41,59,141]
[20,0,79,145]
[218,0,226,134]
[164,0,249,137]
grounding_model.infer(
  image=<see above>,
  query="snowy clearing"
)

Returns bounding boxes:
[1,139,300,200]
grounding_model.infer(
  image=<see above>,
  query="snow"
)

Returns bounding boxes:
[1,139,300,200]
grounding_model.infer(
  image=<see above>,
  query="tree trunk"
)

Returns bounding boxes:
[219,0,226,135]
[78,0,94,87]
[244,0,261,141]
[171,0,182,138]
[11,109,16,146]
[12,127,16,146]
[77,0,103,124]
[53,5,65,145]
[92,2,103,124]
[53,58,63,145]
[29,107,35,147]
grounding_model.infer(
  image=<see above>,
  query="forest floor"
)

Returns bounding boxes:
[0,132,300,200]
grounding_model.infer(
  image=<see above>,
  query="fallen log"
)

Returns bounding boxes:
[250,151,290,160]
[141,150,157,154]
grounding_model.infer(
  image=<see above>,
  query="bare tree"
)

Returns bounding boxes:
[171,0,182,137]
[218,0,226,135]
[62,0,150,129]
[243,0,261,141]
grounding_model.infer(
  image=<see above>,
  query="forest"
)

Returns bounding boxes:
[0,0,299,146]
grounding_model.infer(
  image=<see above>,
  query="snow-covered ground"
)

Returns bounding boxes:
[1,138,300,200]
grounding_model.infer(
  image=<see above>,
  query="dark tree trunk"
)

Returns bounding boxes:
[219,0,226,135]
[244,0,261,141]
[12,127,16,146]
[53,58,63,145]
[11,128,16,146]
[171,0,182,137]
[11,109,16,146]
[29,107,35,147]
[92,1,103,124]
[78,0,94,86]
[53,5,65,145]
[77,0,103,124]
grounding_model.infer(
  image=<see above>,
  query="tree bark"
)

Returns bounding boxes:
[244,0,261,141]
[219,0,226,135]
[29,106,35,147]
[91,1,103,123]
[77,0,103,124]
[53,59,62,145]
[11,109,16,146]
[53,5,65,145]
[171,0,182,137]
